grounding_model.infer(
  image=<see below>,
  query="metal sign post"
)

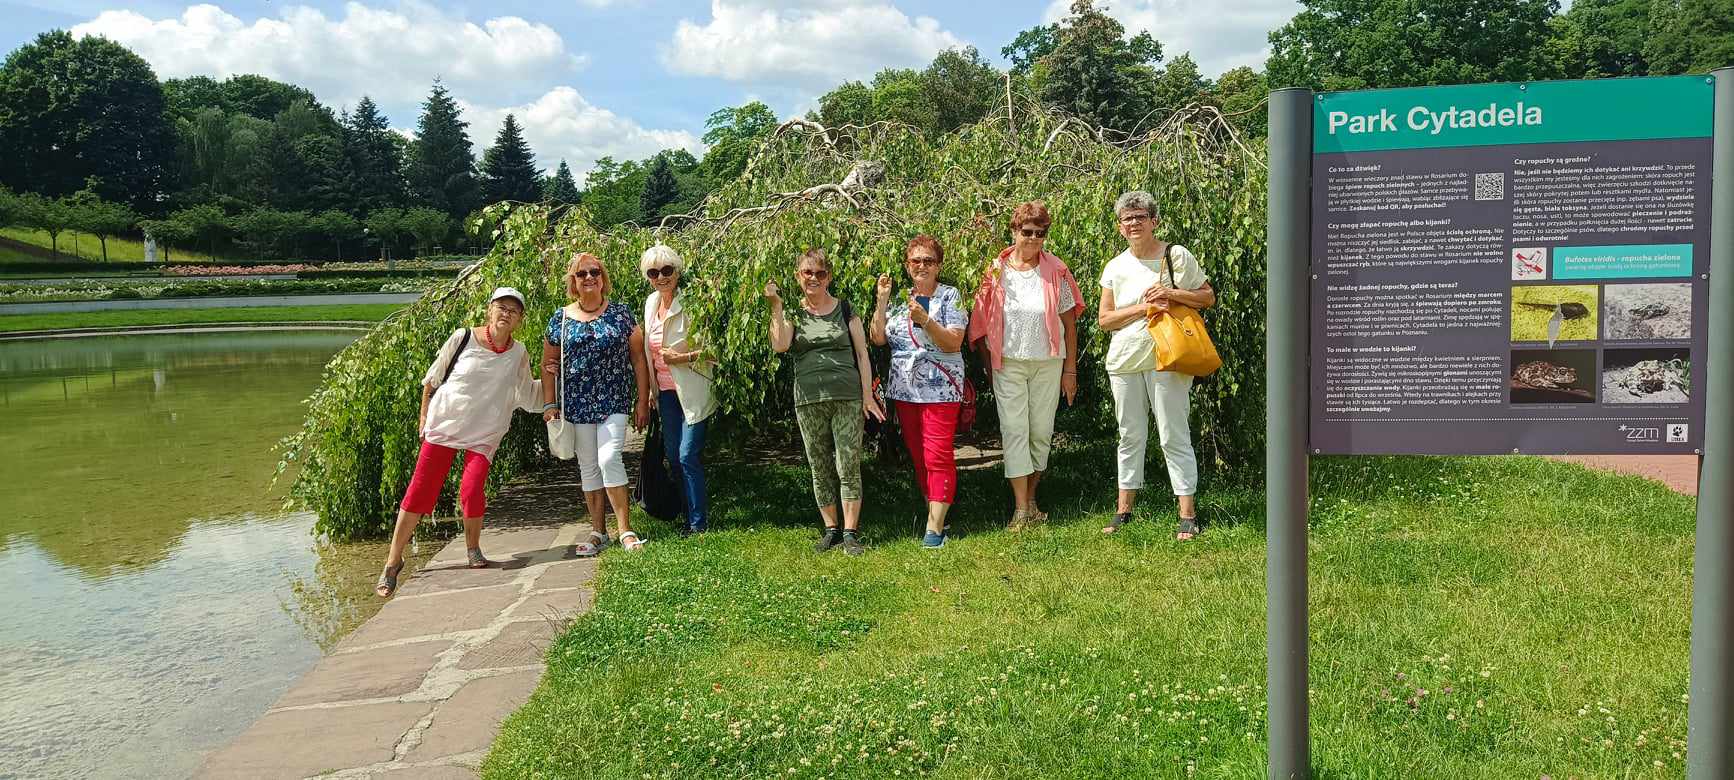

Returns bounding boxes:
[1687,65,1734,780]
[1266,86,1314,780]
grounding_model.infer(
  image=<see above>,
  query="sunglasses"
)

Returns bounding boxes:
[572,268,605,279]
[1019,228,1048,239]
[799,268,830,279]
[645,265,676,279]
[906,256,941,267]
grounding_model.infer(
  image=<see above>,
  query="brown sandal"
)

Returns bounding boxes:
[375,561,404,598]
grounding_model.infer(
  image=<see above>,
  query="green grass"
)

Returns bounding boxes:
[484,446,1694,779]
[1,227,224,264]
[0,303,404,332]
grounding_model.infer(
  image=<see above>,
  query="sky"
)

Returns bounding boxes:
[0,0,1300,178]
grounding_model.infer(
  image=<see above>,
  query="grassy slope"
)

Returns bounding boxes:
[1,227,223,264]
[485,447,1692,779]
[0,303,403,332]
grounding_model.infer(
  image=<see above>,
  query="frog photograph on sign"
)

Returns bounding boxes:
[1603,347,1692,404]
[1605,283,1692,340]
[1510,348,1596,403]
[1510,284,1598,344]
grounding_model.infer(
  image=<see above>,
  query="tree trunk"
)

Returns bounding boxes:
[100,236,109,263]
[48,231,58,257]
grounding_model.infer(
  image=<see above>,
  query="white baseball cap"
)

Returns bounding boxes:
[489,287,526,309]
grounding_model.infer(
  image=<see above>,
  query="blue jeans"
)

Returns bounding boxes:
[657,389,709,529]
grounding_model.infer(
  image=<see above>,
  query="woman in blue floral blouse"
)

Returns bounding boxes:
[541,252,651,555]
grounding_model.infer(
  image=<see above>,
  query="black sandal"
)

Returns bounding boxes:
[467,548,492,569]
[1102,512,1133,534]
[375,561,404,598]
[1176,517,1200,541]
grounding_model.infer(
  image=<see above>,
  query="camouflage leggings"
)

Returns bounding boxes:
[795,399,864,507]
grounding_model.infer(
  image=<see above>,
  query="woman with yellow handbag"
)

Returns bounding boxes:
[1095,191,1217,540]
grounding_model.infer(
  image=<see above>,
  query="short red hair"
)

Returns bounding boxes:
[1010,201,1051,234]
[905,235,943,264]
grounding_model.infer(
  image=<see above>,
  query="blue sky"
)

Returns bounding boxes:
[0,0,1298,176]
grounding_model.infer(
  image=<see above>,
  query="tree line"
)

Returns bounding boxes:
[0,0,1729,262]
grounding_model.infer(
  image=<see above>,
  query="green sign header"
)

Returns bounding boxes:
[1314,75,1714,153]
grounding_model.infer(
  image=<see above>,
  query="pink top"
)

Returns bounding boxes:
[646,302,677,391]
[967,247,1085,370]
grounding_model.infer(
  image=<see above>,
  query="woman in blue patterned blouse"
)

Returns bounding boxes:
[541,252,652,555]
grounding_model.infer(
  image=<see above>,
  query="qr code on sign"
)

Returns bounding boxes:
[1474,172,1505,200]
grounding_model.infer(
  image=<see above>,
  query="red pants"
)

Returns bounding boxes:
[400,441,491,518]
[897,401,960,503]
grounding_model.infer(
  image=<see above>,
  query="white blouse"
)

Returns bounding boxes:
[1001,265,1075,361]
[420,329,544,460]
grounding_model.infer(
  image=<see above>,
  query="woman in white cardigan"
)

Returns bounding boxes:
[641,244,719,535]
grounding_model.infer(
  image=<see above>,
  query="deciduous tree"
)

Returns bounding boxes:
[1267,0,1557,90]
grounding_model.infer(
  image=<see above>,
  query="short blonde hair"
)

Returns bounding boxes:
[565,252,610,298]
[640,244,685,275]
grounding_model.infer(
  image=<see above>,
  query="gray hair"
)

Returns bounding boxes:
[1113,190,1160,221]
[639,243,685,275]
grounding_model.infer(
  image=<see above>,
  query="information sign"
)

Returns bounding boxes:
[1310,76,1714,454]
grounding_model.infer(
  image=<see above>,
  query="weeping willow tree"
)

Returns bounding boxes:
[281,96,1270,541]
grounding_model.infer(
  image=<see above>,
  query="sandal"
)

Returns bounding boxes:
[619,531,646,551]
[467,547,492,569]
[1007,508,1033,532]
[375,561,404,598]
[573,530,608,558]
[1102,512,1133,534]
[1176,516,1200,541]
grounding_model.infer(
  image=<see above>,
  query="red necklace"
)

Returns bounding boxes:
[480,326,511,353]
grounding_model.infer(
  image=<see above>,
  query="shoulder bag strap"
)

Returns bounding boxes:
[1162,243,1176,289]
[440,328,471,386]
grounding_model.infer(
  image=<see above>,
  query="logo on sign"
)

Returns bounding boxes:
[1668,424,1689,443]
[1512,247,1547,281]
[1619,424,1660,442]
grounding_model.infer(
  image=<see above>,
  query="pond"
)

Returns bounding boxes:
[0,330,432,779]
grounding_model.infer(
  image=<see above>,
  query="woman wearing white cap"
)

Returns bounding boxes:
[376,287,544,597]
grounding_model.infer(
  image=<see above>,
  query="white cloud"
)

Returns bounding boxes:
[1042,0,1299,77]
[71,2,583,109]
[461,88,703,178]
[663,0,965,99]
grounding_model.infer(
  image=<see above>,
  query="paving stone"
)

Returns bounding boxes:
[406,671,542,762]
[275,640,450,707]
[379,763,480,778]
[532,558,598,590]
[393,562,524,597]
[429,526,561,566]
[195,700,432,780]
[458,620,558,670]
[505,586,593,622]
[338,585,522,650]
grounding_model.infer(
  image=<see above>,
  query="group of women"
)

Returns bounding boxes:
[374,190,1213,597]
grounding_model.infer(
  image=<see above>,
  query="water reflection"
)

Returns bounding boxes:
[0,331,438,779]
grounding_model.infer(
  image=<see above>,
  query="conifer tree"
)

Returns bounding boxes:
[544,160,580,204]
[639,154,678,224]
[406,80,478,220]
[479,114,542,204]
[344,96,403,214]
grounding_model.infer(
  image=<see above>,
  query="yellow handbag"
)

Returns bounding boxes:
[1145,244,1222,377]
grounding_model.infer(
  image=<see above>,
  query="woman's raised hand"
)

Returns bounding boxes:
[875,274,893,304]
[762,280,782,306]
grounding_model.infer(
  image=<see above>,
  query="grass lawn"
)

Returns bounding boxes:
[0,303,404,333]
[1,227,223,264]
[485,444,1693,779]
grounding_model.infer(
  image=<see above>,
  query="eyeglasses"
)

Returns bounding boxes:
[645,265,676,279]
[906,256,941,267]
[493,305,524,317]
[1119,214,1152,226]
[573,268,605,279]
[1019,228,1048,239]
[799,268,830,279]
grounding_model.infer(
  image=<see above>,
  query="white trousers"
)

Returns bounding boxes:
[575,413,629,491]
[992,357,1063,479]
[1109,369,1197,495]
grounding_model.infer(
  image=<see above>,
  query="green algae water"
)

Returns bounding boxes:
[0,331,424,779]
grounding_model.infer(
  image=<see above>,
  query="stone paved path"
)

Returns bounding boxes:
[1550,454,1700,496]
[196,516,596,779]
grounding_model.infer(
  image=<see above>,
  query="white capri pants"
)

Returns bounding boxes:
[1109,369,1197,495]
[575,413,629,491]
[992,357,1063,479]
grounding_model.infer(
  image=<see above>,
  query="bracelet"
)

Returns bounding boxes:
[542,402,558,410]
